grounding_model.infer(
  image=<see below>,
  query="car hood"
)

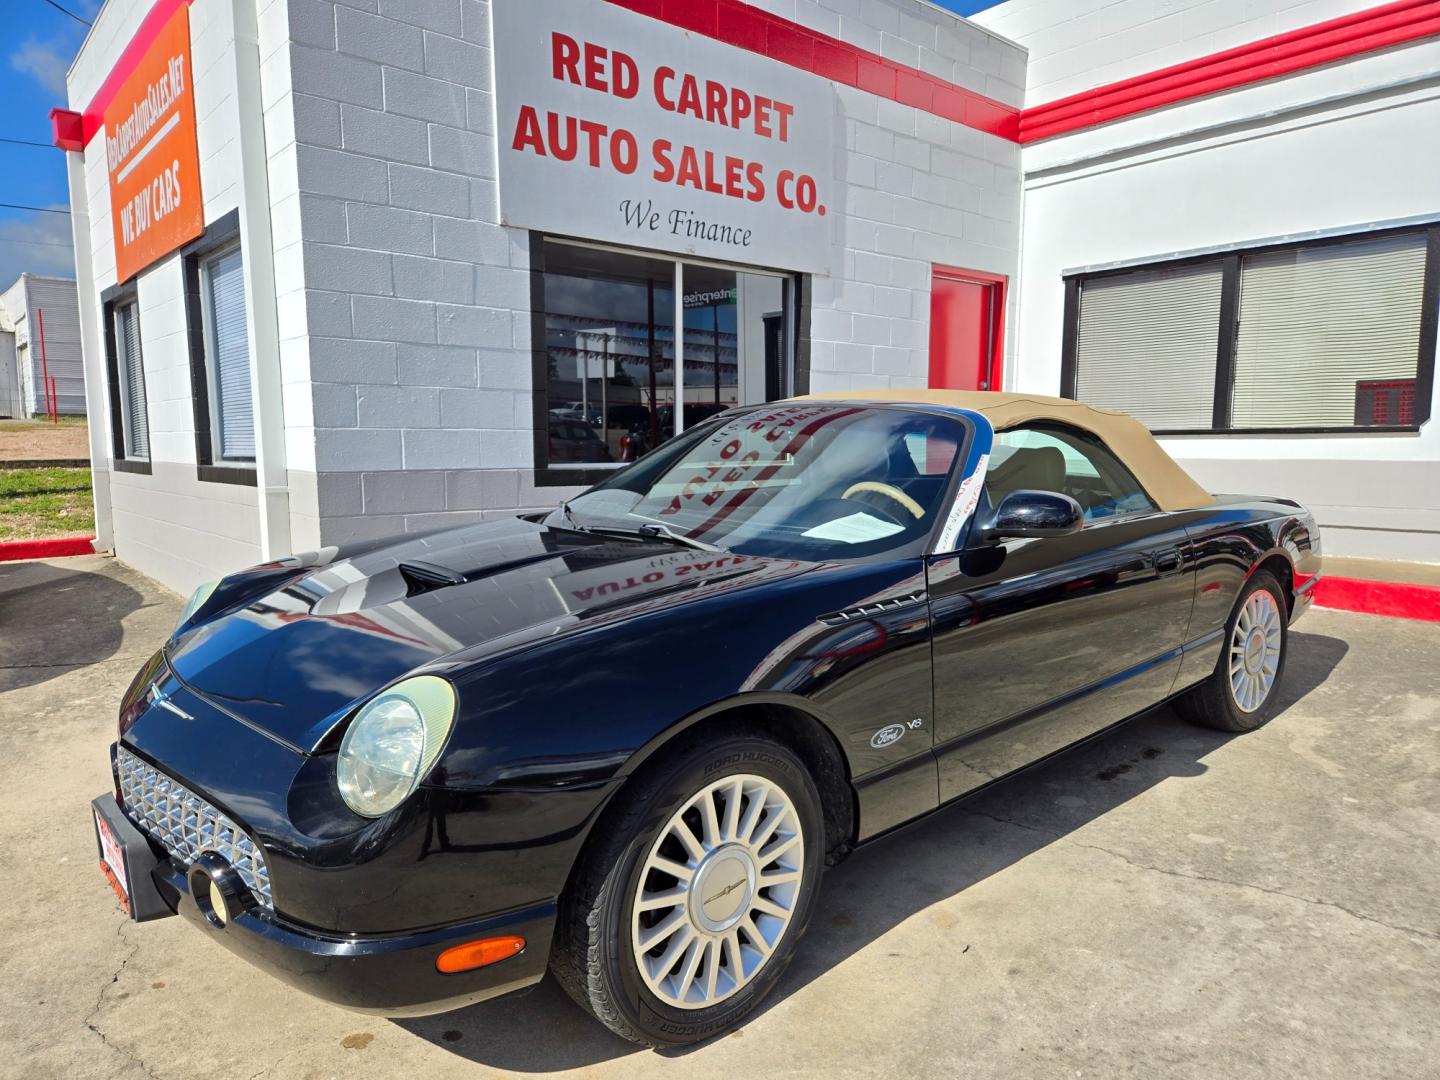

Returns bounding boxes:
[166,516,811,751]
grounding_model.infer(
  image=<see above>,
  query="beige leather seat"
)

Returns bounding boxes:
[985,446,1067,502]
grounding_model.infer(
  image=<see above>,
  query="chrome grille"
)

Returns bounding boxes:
[116,747,273,911]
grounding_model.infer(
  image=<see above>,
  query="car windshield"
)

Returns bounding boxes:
[546,402,970,560]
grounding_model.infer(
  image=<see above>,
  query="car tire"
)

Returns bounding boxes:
[552,731,826,1047]
[1177,569,1289,733]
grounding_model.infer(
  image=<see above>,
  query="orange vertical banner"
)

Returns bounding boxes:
[104,3,203,283]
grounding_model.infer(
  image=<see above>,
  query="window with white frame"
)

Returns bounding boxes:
[1072,262,1222,430]
[1231,232,1428,428]
[534,237,797,477]
[1062,225,1437,432]
[112,299,149,461]
[198,243,255,463]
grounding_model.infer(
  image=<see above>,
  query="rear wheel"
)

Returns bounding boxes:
[1177,570,1289,733]
[552,733,824,1046]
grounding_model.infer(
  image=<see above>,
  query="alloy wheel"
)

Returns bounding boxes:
[1229,589,1283,712]
[630,773,804,1010]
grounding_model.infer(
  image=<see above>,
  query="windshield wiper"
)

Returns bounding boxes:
[580,522,723,552]
[557,498,581,530]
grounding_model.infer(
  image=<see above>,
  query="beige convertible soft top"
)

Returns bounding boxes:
[789,388,1214,512]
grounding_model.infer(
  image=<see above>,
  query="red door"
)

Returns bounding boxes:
[928,266,1005,391]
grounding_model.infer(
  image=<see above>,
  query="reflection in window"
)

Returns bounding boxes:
[541,239,792,468]
[570,403,968,559]
[680,267,788,430]
[543,242,674,466]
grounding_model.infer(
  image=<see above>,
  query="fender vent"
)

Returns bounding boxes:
[819,592,927,625]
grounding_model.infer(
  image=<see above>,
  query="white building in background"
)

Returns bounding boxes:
[52,0,1440,592]
[0,274,85,419]
[972,0,1440,564]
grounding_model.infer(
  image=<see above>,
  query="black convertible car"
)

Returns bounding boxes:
[92,391,1320,1046]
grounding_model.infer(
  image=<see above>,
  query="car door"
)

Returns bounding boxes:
[927,422,1197,802]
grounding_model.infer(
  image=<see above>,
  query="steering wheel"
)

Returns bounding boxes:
[841,481,925,520]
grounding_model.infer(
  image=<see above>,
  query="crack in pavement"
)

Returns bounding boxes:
[83,919,160,1080]
[1076,841,1440,943]
[959,806,1440,943]
[0,654,155,671]
[245,1046,307,1080]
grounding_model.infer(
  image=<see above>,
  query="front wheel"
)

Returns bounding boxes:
[1177,569,1289,733]
[552,733,825,1046]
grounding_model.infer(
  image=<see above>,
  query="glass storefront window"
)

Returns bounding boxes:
[541,239,792,469]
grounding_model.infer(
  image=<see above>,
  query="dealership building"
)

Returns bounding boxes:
[55,0,1439,593]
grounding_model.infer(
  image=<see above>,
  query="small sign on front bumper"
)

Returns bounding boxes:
[95,808,130,912]
[91,793,174,922]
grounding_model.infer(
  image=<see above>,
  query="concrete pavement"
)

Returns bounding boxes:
[1,554,1436,1079]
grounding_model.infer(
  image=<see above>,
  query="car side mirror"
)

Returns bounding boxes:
[976,489,1084,544]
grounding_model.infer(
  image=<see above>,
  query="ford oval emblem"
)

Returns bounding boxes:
[869,723,906,749]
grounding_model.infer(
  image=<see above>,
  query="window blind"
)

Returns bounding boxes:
[204,247,255,460]
[1073,262,1222,429]
[116,302,148,460]
[1231,232,1426,428]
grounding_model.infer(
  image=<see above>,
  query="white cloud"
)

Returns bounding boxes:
[10,38,72,99]
[0,208,77,289]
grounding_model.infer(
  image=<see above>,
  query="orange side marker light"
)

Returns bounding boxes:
[435,936,526,974]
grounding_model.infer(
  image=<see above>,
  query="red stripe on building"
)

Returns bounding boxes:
[1314,575,1440,622]
[0,536,97,562]
[78,0,193,145]
[1018,0,1440,142]
[66,0,1440,156]
[604,0,1021,140]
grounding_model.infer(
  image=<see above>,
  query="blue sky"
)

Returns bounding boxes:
[934,1,1006,14]
[0,0,99,286]
[0,0,1003,288]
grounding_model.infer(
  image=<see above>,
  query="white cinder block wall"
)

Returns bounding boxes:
[69,0,290,592]
[281,0,1025,545]
[973,0,1440,562]
[282,0,533,545]
[801,0,1024,394]
[975,0,1382,105]
[69,0,1025,583]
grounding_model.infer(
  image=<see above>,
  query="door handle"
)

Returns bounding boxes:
[1153,548,1183,576]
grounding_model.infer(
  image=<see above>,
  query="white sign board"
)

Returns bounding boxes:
[492,0,835,274]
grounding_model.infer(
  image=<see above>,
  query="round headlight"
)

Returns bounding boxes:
[175,579,219,634]
[336,676,456,818]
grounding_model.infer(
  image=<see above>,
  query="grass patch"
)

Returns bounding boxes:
[0,467,95,541]
[0,416,89,430]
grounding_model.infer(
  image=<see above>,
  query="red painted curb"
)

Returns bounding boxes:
[0,536,97,563]
[1314,575,1440,622]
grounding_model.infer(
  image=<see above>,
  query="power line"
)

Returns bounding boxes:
[0,137,54,149]
[39,0,91,26]
[0,236,73,250]
[0,203,70,215]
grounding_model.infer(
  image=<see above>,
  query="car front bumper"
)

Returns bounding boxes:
[1292,570,1319,622]
[93,791,554,1016]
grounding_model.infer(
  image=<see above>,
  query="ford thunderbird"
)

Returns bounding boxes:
[92,390,1320,1046]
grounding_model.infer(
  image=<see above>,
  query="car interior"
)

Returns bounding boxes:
[706,420,963,559]
[985,424,1157,522]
